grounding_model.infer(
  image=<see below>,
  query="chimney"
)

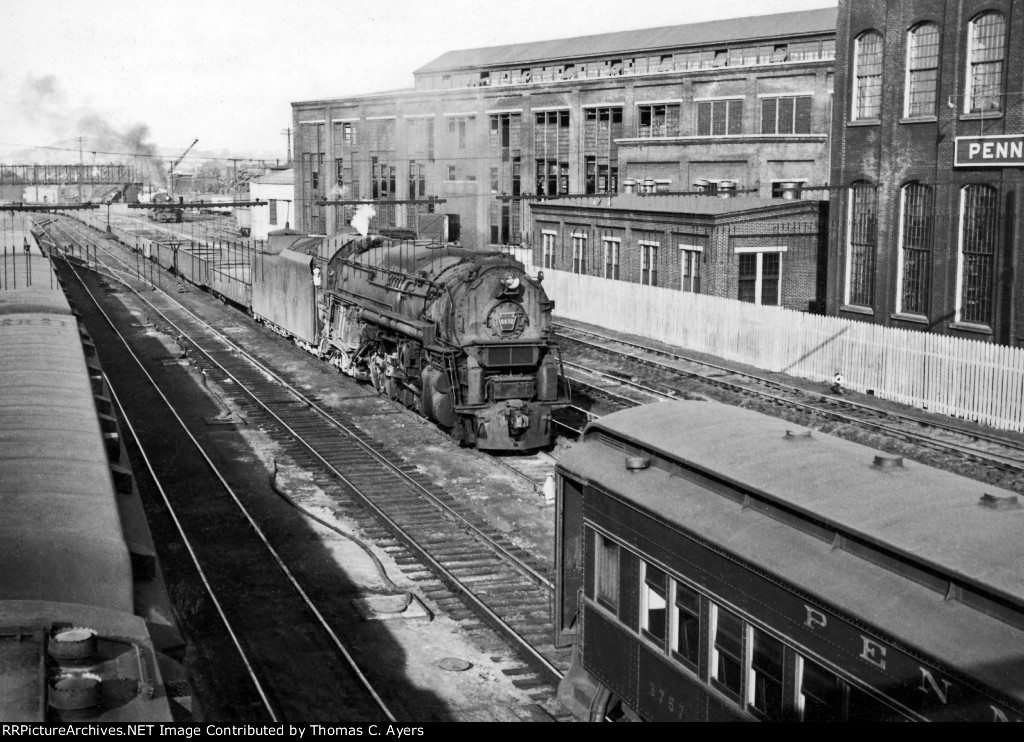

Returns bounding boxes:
[717,180,736,198]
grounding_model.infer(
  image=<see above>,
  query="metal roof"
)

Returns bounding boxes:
[564,401,1024,608]
[415,7,837,74]
[530,193,821,218]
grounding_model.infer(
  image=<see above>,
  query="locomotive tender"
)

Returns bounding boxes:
[252,228,568,450]
[554,401,1024,722]
[0,239,193,722]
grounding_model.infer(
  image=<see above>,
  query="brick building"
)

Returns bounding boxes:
[531,193,827,311]
[291,8,837,250]
[829,0,1024,346]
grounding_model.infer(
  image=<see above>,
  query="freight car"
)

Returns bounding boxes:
[0,242,194,722]
[554,401,1024,722]
[251,227,569,451]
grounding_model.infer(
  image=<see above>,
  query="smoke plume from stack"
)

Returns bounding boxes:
[351,204,376,237]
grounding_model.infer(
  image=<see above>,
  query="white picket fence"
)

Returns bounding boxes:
[544,270,1024,432]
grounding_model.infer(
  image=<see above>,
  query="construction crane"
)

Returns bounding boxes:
[167,138,198,198]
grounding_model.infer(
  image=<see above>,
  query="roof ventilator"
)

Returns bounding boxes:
[625,455,650,472]
[784,429,813,441]
[979,493,1022,511]
[871,455,904,471]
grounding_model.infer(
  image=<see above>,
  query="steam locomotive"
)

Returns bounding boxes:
[251,228,569,450]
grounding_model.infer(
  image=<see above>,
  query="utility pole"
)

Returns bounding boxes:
[282,127,292,163]
[77,136,85,203]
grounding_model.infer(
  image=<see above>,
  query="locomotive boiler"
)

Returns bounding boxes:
[250,229,569,451]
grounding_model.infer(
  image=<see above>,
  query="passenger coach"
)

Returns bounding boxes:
[554,401,1024,722]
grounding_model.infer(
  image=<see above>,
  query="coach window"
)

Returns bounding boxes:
[640,562,667,645]
[595,532,620,613]
[748,627,785,720]
[710,604,743,698]
[670,581,700,669]
[798,656,902,721]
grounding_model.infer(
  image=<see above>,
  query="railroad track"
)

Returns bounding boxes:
[52,243,396,723]
[41,215,574,718]
[555,322,1024,485]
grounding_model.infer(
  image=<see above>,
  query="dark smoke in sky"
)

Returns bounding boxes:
[14,74,167,186]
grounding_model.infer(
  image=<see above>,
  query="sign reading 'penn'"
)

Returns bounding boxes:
[955,134,1024,167]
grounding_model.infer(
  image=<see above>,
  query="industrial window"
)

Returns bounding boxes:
[489,167,499,193]
[710,604,743,698]
[341,122,356,146]
[603,238,620,280]
[696,99,743,136]
[761,96,812,134]
[905,23,940,117]
[898,183,933,316]
[640,563,668,646]
[369,119,396,152]
[447,165,456,181]
[585,157,618,194]
[448,116,474,149]
[671,582,700,669]
[852,31,883,120]
[536,160,569,196]
[748,627,784,720]
[408,161,426,199]
[966,12,1006,113]
[269,199,277,226]
[958,184,998,326]
[640,242,659,286]
[738,250,781,305]
[846,182,877,307]
[594,532,619,613]
[489,113,521,151]
[542,231,556,269]
[638,104,680,137]
[680,248,701,293]
[571,235,587,274]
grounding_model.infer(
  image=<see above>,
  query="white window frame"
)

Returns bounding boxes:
[602,237,621,279]
[964,12,1006,114]
[679,244,703,293]
[735,246,787,305]
[903,23,940,118]
[852,31,883,121]
[542,230,556,270]
[640,240,659,286]
[571,234,587,274]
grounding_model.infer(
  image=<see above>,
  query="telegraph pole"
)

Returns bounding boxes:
[77,136,85,203]
[282,127,292,162]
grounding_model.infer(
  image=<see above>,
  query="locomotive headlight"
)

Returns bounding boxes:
[502,274,520,291]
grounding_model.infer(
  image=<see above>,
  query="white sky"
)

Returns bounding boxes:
[1,0,837,164]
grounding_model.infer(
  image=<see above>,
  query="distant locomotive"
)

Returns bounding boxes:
[0,240,194,722]
[251,228,569,451]
[149,191,182,223]
[555,401,1024,721]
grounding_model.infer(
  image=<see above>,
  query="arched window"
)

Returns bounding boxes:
[966,12,1006,113]
[905,23,940,117]
[846,182,877,307]
[898,183,933,315]
[852,31,884,120]
[958,185,999,325]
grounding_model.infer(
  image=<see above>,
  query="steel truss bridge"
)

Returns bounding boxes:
[0,164,136,185]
